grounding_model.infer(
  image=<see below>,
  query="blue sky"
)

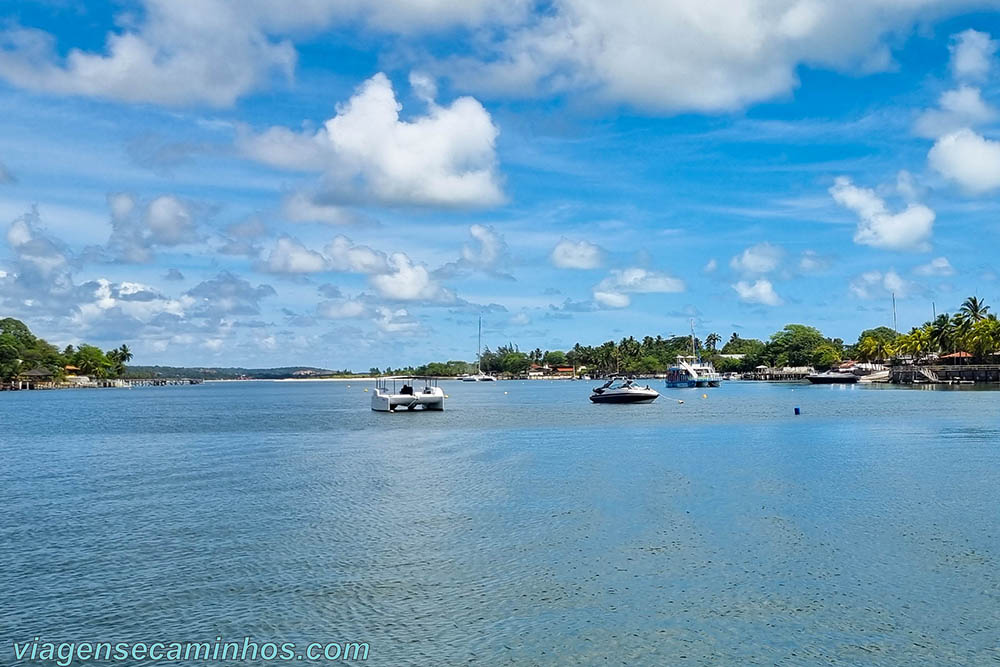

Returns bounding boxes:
[1,1,999,368]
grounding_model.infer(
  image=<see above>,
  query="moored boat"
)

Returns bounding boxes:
[665,356,723,388]
[806,370,859,384]
[590,378,660,404]
[372,377,445,411]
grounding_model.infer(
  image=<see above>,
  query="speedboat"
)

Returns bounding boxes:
[590,378,660,404]
[372,377,445,411]
[806,370,859,384]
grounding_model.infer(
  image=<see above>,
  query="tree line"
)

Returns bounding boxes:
[0,318,132,381]
[391,295,998,377]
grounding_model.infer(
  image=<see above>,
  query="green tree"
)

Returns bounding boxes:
[75,345,111,378]
[959,296,990,324]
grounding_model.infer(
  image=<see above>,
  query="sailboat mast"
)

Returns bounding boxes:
[477,316,482,373]
[690,319,696,358]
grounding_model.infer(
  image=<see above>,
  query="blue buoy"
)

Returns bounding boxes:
[794,407,801,415]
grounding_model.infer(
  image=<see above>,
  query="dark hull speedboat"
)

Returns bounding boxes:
[806,372,859,384]
[590,379,660,404]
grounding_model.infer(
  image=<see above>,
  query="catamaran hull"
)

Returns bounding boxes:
[372,389,445,411]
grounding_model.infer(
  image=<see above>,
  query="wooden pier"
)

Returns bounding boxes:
[891,364,1000,384]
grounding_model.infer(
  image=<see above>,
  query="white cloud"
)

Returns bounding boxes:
[849,269,911,299]
[914,256,955,276]
[592,267,684,308]
[325,236,389,274]
[703,258,718,273]
[262,237,328,274]
[461,224,508,271]
[732,279,782,306]
[914,85,997,138]
[105,193,198,263]
[374,306,420,333]
[830,176,934,251]
[445,0,991,112]
[370,253,453,302]
[928,128,1000,194]
[282,192,365,225]
[551,238,603,269]
[950,29,997,81]
[0,1,528,107]
[510,311,531,326]
[317,299,367,319]
[798,250,830,273]
[730,242,784,275]
[146,195,195,245]
[239,72,503,207]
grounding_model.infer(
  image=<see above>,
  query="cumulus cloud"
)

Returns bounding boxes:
[371,253,454,302]
[914,256,955,276]
[732,279,782,306]
[325,236,389,274]
[830,176,934,251]
[798,250,830,273]
[730,242,784,275]
[444,0,991,112]
[317,298,367,319]
[551,238,603,269]
[105,193,198,263]
[849,269,911,299]
[914,85,997,138]
[218,217,268,257]
[928,128,1000,194]
[185,271,276,317]
[374,306,420,333]
[950,29,997,81]
[281,192,367,225]
[0,1,527,107]
[461,224,507,270]
[239,73,503,207]
[592,267,684,308]
[262,236,329,274]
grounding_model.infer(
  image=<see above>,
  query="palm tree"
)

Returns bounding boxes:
[960,296,990,324]
[705,332,721,351]
[117,344,133,364]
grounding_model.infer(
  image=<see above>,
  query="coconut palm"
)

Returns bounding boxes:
[705,332,721,351]
[959,296,990,324]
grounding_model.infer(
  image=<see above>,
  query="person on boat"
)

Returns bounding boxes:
[400,384,413,395]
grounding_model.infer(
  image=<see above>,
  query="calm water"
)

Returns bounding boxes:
[2,380,998,665]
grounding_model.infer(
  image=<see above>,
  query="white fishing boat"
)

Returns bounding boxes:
[462,316,497,382]
[665,320,722,388]
[371,377,445,412]
[665,356,723,388]
[590,378,660,404]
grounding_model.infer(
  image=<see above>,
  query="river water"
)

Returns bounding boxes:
[2,380,998,665]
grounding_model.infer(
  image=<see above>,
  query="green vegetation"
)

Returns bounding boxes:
[861,296,999,363]
[398,296,998,377]
[0,317,134,382]
[5,296,998,384]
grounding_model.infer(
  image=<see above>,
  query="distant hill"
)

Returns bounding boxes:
[125,365,349,380]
